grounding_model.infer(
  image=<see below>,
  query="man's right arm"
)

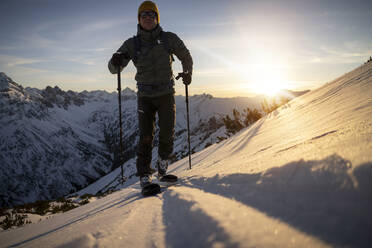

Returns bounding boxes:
[108,40,132,74]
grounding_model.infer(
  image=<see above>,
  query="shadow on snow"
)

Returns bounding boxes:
[180,154,372,248]
[162,190,239,248]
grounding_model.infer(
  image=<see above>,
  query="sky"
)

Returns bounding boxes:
[0,0,371,97]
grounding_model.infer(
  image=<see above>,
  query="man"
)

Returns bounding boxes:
[108,1,193,194]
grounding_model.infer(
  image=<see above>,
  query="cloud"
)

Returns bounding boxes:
[77,18,133,33]
[308,44,372,64]
[0,45,18,51]
[184,20,243,28]
[64,57,96,66]
[193,68,230,76]
[0,55,47,67]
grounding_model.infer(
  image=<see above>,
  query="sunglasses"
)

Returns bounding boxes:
[140,11,157,19]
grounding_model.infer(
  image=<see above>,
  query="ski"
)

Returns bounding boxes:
[156,174,179,188]
[141,183,161,197]
[141,174,179,196]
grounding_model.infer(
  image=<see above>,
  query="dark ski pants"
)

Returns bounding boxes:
[136,93,175,177]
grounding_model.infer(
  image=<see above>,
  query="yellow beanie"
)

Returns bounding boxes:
[138,1,160,23]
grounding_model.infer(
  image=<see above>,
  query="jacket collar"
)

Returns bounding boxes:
[137,24,162,41]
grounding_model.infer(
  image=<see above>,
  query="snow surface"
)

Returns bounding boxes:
[1,62,372,247]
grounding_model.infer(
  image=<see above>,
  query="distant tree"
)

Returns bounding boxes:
[223,108,244,135]
[279,96,290,106]
[261,97,290,114]
[223,107,263,136]
[232,109,244,130]
[0,212,30,230]
[243,108,263,126]
[223,114,235,135]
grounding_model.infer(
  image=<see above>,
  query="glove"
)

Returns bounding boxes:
[183,72,191,85]
[177,72,191,85]
[111,52,129,67]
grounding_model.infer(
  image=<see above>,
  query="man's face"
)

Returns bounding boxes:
[139,10,158,31]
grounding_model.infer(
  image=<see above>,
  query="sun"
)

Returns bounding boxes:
[252,72,286,96]
[253,83,281,96]
[241,62,288,97]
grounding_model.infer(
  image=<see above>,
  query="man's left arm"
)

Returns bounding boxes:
[169,32,193,83]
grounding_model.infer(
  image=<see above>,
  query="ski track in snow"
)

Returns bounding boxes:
[1,62,372,247]
[1,184,330,248]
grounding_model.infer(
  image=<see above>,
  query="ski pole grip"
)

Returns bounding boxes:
[176,72,185,80]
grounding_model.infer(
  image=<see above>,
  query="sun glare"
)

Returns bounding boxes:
[241,62,288,97]
[193,40,290,97]
[252,68,286,96]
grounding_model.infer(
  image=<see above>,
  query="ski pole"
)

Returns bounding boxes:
[117,67,125,184]
[185,83,192,170]
[176,73,192,170]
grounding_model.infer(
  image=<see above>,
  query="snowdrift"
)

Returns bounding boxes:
[1,62,371,247]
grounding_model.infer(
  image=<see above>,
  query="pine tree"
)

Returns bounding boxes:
[223,109,244,135]
[243,108,262,126]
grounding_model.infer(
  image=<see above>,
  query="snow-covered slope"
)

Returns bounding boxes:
[1,72,285,207]
[1,62,371,247]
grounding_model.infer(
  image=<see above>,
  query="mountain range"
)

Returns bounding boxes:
[0,72,305,207]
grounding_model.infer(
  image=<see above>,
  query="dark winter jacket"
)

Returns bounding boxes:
[108,24,193,97]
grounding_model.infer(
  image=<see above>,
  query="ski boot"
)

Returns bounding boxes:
[140,175,160,196]
[157,158,178,185]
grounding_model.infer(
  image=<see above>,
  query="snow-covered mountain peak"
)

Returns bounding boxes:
[121,87,136,100]
[0,73,30,103]
[40,85,86,108]
[0,72,10,82]
[190,93,214,101]
[44,85,63,94]
[0,72,11,82]
[122,87,136,96]
[0,72,23,93]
